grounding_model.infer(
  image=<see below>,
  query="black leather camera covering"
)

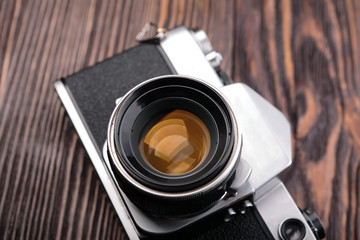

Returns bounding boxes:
[63,44,173,148]
[61,43,272,239]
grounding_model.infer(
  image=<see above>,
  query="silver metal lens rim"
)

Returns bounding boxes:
[106,75,242,199]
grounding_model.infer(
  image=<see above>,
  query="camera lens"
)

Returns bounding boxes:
[107,75,241,216]
[139,109,210,175]
[279,218,306,240]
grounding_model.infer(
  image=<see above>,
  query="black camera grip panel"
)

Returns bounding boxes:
[192,206,274,240]
[62,43,272,240]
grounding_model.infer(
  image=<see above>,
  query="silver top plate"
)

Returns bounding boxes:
[160,26,224,88]
[219,83,292,191]
[255,179,317,240]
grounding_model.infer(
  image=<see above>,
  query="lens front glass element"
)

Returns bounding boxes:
[139,110,210,175]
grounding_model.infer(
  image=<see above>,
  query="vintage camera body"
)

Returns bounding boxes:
[55,25,325,240]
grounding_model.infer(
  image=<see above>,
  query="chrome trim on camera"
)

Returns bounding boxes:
[160,27,224,88]
[191,29,214,55]
[107,75,242,199]
[219,83,292,191]
[255,179,316,240]
[54,80,140,240]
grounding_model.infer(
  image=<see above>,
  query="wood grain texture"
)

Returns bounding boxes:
[0,0,359,239]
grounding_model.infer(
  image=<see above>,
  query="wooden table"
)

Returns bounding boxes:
[1,0,359,239]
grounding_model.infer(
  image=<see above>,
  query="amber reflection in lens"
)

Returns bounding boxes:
[139,110,211,175]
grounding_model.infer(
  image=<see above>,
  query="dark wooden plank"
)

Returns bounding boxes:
[0,0,359,239]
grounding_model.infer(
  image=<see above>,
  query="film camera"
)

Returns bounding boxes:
[55,24,325,239]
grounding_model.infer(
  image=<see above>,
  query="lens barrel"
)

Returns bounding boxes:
[106,75,241,217]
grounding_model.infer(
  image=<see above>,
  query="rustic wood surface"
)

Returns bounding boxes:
[1,0,359,239]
